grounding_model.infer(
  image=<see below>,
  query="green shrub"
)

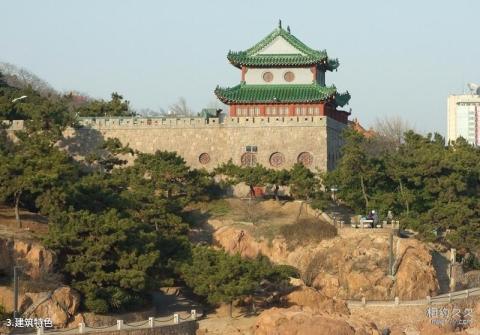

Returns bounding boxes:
[177,246,296,307]
[0,304,9,319]
[463,253,480,271]
[85,296,109,314]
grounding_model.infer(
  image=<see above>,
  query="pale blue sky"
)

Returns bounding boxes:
[2,0,480,134]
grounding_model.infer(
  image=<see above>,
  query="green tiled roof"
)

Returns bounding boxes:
[227,26,339,71]
[335,92,351,107]
[214,83,350,106]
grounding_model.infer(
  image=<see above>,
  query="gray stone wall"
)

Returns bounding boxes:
[6,116,346,171]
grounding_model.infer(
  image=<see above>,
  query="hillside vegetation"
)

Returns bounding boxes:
[2,66,480,318]
[328,128,480,254]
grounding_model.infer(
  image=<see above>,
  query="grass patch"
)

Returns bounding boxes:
[279,218,337,250]
[205,199,231,217]
[183,199,232,226]
[188,199,231,218]
[253,223,282,246]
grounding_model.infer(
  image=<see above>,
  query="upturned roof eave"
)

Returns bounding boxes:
[214,83,340,105]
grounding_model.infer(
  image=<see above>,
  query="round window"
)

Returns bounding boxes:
[284,71,295,82]
[269,152,285,167]
[262,71,274,83]
[297,152,313,167]
[199,153,211,165]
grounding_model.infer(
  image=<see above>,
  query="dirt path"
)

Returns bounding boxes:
[197,314,257,335]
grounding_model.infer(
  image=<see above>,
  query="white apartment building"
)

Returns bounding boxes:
[447,91,480,146]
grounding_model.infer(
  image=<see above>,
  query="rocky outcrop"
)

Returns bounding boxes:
[23,286,81,327]
[0,236,55,280]
[0,286,81,328]
[393,239,439,300]
[286,279,349,315]
[254,306,380,335]
[214,224,439,300]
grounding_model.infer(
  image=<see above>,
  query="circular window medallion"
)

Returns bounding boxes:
[262,71,274,83]
[284,71,295,82]
[241,153,257,166]
[297,152,313,167]
[269,152,285,167]
[199,153,211,165]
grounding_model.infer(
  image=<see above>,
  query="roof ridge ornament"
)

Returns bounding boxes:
[278,19,282,29]
[287,25,291,33]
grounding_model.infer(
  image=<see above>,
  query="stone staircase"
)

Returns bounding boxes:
[431,251,451,294]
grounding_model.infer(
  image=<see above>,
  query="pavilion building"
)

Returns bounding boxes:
[215,21,351,124]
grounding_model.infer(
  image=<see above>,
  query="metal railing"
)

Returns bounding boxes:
[347,287,480,308]
[26,310,199,335]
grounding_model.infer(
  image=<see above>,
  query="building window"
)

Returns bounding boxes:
[284,71,295,82]
[269,152,285,167]
[199,153,211,165]
[279,106,288,116]
[297,152,314,167]
[266,107,277,115]
[246,145,258,153]
[241,152,257,166]
[297,107,306,115]
[246,106,260,116]
[237,107,249,116]
[262,71,274,83]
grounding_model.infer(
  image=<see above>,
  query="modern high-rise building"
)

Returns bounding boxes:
[447,86,480,146]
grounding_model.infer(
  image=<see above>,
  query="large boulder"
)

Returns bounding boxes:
[393,239,439,300]
[21,286,81,328]
[254,306,380,335]
[0,237,55,280]
[285,281,349,315]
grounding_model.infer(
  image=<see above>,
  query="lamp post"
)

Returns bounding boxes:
[330,186,338,202]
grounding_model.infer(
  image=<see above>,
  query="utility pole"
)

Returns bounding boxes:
[13,266,21,318]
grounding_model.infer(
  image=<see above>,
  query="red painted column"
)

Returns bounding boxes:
[260,105,266,116]
[230,105,237,117]
[288,104,295,116]
[319,103,326,116]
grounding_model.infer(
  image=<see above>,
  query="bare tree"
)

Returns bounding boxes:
[168,97,193,116]
[373,116,414,147]
[138,108,160,117]
[206,99,227,112]
[0,62,58,97]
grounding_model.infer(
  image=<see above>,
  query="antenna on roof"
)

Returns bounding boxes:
[467,83,480,95]
[278,19,282,29]
[287,25,291,33]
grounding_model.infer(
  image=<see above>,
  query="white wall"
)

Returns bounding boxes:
[455,105,476,145]
[244,67,313,85]
[255,36,305,55]
[447,95,480,145]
